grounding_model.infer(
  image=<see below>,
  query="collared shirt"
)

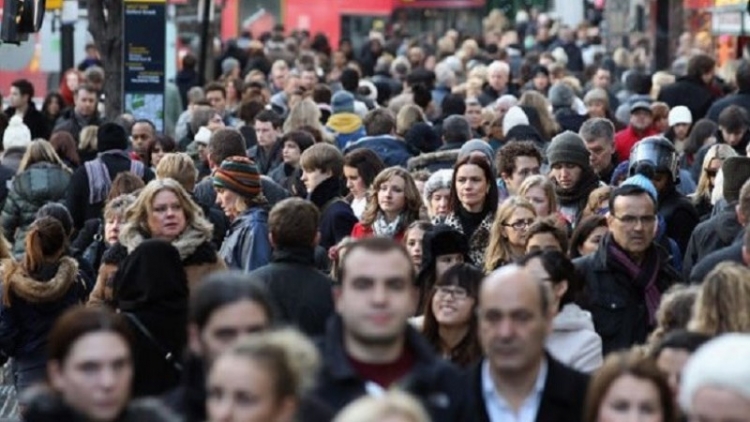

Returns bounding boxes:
[481,358,549,422]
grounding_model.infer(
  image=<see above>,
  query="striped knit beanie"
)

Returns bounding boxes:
[212,156,262,198]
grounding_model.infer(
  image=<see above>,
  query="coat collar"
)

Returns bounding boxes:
[2,257,79,304]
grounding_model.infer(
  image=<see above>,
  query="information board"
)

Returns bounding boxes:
[123,0,166,132]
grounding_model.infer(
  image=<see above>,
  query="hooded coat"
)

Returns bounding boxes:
[114,240,188,397]
[88,220,225,306]
[546,303,603,373]
[2,162,71,256]
[0,257,86,391]
[326,113,366,150]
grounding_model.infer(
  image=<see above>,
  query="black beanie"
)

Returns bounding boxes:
[547,131,590,169]
[97,122,129,152]
[722,156,750,202]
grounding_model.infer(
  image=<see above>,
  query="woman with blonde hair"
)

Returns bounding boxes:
[351,167,422,242]
[2,140,72,256]
[518,175,558,218]
[691,144,737,219]
[333,391,430,422]
[77,124,99,163]
[519,90,560,139]
[651,71,676,99]
[647,284,699,348]
[396,105,426,137]
[88,178,225,305]
[283,98,334,143]
[484,196,537,272]
[689,262,750,335]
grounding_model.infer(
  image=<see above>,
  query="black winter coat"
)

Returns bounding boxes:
[26,391,180,422]
[658,186,699,256]
[689,241,744,284]
[66,153,155,231]
[658,76,716,121]
[574,236,681,355]
[248,246,334,336]
[462,354,589,422]
[312,316,467,422]
[706,90,750,122]
[308,177,357,250]
[682,203,742,280]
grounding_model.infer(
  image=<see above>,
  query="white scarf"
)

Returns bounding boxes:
[372,212,402,237]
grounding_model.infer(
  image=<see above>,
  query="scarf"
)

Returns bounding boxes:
[554,166,601,206]
[372,212,402,237]
[606,237,661,326]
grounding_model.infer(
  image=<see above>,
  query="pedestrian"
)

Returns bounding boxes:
[326,91,366,149]
[497,141,543,200]
[343,148,386,220]
[422,169,452,220]
[268,130,315,198]
[4,79,51,140]
[650,330,711,411]
[484,196,537,271]
[690,144,737,219]
[333,392,430,422]
[53,84,102,142]
[403,220,432,271]
[689,262,750,335]
[524,219,569,253]
[568,215,608,258]
[2,115,32,173]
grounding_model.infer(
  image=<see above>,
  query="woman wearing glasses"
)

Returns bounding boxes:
[421,263,484,368]
[690,144,736,220]
[484,196,537,272]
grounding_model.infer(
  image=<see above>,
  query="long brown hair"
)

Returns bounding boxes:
[361,167,422,230]
[3,217,67,306]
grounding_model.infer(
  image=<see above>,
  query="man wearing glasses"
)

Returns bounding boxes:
[573,181,681,355]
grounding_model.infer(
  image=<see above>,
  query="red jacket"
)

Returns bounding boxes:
[614,125,660,162]
[351,222,405,243]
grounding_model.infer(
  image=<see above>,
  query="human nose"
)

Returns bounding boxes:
[211,397,234,422]
[371,283,388,304]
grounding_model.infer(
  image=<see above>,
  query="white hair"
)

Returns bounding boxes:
[487,60,510,77]
[679,334,750,412]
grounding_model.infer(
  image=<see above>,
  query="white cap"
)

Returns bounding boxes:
[669,105,693,127]
[3,115,31,151]
[502,106,529,137]
[194,126,212,145]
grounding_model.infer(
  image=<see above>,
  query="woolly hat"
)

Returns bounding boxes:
[459,139,496,172]
[503,106,529,137]
[212,156,263,199]
[630,101,652,114]
[668,105,692,127]
[417,225,471,287]
[331,91,355,114]
[621,174,658,203]
[722,156,750,203]
[3,115,31,150]
[194,127,212,145]
[548,82,575,108]
[221,57,240,76]
[547,131,590,169]
[97,122,129,152]
[422,169,453,204]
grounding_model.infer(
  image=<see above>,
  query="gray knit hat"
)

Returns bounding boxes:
[547,131,590,169]
[459,139,496,172]
[548,82,575,108]
[423,169,453,204]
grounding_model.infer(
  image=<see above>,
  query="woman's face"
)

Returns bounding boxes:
[377,175,407,218]
[147,190,187,241]
[579,226,608,257]
[207,355,294,422]
[151,143,166,168]
[430,188,451,219]
[66,72,79,91]
[104,214,125,245]
[431,284,475,327]
[344,166,367,199]
[49,332,133,422]
[502,208,536,248]
[404,227,425,270]
[47,97,61,115]
[706,158,723,189]
[597,374,664,422]
[215,187,241,220]
[226,82,238,102]
[524,186,550,217]
[455,164,489,212]
[435,253,464,279]
[587,100,606,118]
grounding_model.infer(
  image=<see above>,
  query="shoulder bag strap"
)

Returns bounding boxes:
[122,312,183,373]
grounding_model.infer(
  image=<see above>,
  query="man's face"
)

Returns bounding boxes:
[478,267,551,376]
[489,68,509,91]
[9,86,27,108]
[526,233,563,254]
[189,299,270,364]
[254,121,278,148]
[465,104,483,129]
[272,68,288,89]
[721,126,747,146]
[206,89,226,113]
[630,110,653,132]
[300,168,331,195]
[336,248,416,349]
[503,156,541,194]
[585,138,614,174]
[607,193,657,255]
[300,70,317,90]
[549,163,583,190]
[131,122,155,154]
[74,89,98,117]
[49,332,133,422]
[593,69,611,89]
[533,74,549,91]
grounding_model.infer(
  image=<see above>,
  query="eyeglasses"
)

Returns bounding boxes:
[612,214,657,226]
[705,168,718,178]
[435,286,468,300]
[503,219,535,231]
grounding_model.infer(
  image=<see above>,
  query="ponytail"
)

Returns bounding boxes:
[24,226,46,276]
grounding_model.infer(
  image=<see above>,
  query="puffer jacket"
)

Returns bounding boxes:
[218,207,273,272]
[326,112,366,150]
[546,303,603,373]
[2,162,71,256]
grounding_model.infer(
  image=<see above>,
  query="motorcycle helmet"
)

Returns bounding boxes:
[628,136,680,183]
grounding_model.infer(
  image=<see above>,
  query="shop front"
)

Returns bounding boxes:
[710,0,750,65]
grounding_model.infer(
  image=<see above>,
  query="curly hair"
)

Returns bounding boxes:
[689,262,750,336]
[360,167,422,231]
[647,284,699,348]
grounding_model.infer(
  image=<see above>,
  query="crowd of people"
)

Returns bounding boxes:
[0,7,750,422]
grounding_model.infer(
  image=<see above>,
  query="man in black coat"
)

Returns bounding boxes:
[658,53,717,121]
[54,84,103,142]
[248,198,334,337]
[706,59,750,122]
[464,264,589,422]
[575,183,681,354]
[66,122,154,231]
[3,79,49,140]
[312,238,466,422]
[689,236,746,284]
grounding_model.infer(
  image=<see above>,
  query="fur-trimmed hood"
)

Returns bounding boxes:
[2,256,79,305]
[407,149,459,172]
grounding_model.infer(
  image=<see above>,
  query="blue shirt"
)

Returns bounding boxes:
[481,358,548,422]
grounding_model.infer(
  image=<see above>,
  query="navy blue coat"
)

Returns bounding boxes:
[344,135,413,168]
